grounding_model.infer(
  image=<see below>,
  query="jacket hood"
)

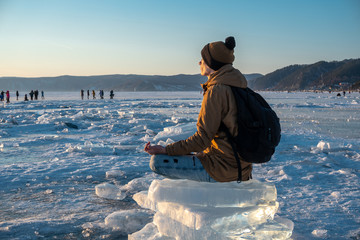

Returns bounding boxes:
[202,64,247,92]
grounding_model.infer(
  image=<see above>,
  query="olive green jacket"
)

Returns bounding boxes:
[166,64,253,182]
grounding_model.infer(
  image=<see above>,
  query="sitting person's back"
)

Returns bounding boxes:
[145,37,252,182]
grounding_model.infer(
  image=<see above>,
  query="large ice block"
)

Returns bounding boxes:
[154,212,228,240]
[131,179,293,240]
[134,191,278,230]
[154,213,293,240]
[147,179,276,207]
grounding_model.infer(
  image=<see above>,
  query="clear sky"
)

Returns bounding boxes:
[0,0,359,77]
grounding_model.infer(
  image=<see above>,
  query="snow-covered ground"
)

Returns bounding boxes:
[0,91,359,239]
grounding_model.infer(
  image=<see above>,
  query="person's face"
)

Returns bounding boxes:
[199,59,213,76]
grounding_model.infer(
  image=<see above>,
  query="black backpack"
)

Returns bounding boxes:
[221,86,281,182]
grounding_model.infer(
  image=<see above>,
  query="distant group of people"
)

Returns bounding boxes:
[24,90,45,101]
[81,89,115,100]
[0,90,45,103]
[337,91,350,97]
[290,90,357,97]
[0,91,11,103]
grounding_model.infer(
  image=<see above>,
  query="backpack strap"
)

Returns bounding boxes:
[220,122,242,183]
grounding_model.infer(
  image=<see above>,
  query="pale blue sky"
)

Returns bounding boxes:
[0,0,359,77]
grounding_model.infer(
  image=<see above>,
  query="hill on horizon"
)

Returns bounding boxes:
[248,58,360,91]
[1,59,359,92]
[0,73,262,92]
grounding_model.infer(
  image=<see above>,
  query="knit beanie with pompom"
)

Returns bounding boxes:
[201,36,236,71]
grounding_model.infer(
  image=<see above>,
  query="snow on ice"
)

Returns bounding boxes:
[0,91,360,239]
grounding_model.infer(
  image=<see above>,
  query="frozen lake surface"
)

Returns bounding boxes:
[0,91,359,239]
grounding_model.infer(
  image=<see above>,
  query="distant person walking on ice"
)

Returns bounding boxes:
[6,91,10,103]
[16,91,19,100]
[30,90,34,100]
[81,89,84,100]
[92,90,96,99]
[34,90,39,100]
[110,90,114,99]
[87,90,90,99]
[145,37,252,182]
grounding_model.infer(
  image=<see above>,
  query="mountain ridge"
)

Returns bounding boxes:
[1,58,359,91]
[249,59,360,91]
[0,73,262,92]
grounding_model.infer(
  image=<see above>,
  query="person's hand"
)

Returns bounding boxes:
[144,142,166,155]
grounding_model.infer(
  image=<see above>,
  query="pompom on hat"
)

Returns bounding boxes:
[201,36,236,71]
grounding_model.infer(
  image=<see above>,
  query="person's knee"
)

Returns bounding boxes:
[149,155,159,173]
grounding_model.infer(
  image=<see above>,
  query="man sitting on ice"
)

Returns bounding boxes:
[144,37,252,182]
